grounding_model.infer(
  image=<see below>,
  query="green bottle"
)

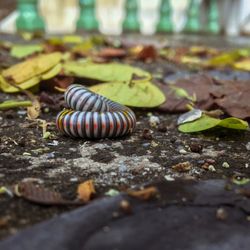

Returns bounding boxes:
[16,0,45,33]
[157,0,173,33]
[123,0,140,32]
[184,0,201,33]
[207,0,220,34]
[77,0,98,31]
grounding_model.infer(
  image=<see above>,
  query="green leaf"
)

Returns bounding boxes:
[178,114,249,133]
[89,81,166,107]
[218,117,249,130]
[11,44,43,58]
[63,62,151,83]
[178,115,220,133]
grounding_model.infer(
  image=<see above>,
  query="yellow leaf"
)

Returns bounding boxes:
[2,52,62,84]
[234,59,250,71]
[41,63,62,80]
[77,180,96,203]
[0,75,40,93]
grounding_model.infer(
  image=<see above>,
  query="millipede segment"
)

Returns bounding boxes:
[56,84,137,139]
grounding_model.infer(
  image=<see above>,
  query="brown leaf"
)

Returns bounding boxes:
[14,182,69,205]
[127,186,158,200]
[136,45,157,61]
[97,48,127,59]
[77,180,96,202]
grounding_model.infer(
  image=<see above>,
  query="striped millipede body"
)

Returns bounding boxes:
[56,84,136,139]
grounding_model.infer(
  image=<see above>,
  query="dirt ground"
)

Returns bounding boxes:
[0,34,250,241]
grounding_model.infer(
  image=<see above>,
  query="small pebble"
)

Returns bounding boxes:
[164,175,175,181]
[119,200,132,214]
[142,128,153,140]
[158,124,167,133]
[216,207,228,220]
[189,143,203,153]
[246,142,250,151]
[208,165,216,172]
[222,162,230,168]
[179,149,188,155]
[149,115,160,128]
[172,161,191,172]
[70,177,78,182]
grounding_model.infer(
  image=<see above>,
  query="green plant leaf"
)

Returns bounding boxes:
[218,117,249,130]
[178,114,249,133]
[178,115,220,133]
[11,44,43,58]
[63,62,151,83]
[89,81,166,107]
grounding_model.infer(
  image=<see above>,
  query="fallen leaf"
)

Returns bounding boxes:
[178,114,248,133]
[10,44,43,58]
[27,98,41,120]
[90,81,166,108]
[77,180,96,203]
[2,52,62,84]
[63,62,151,83]
[14,182,66,205]
[97,48,127,59]
[127,186,158,200]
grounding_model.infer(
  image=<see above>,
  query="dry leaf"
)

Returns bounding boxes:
[127,186,158,200]
[77,180,96,202]
[27,99,41,120]
[13,182,84,206]
[97,48,127,59]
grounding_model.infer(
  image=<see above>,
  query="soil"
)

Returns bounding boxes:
[0,34,250,241]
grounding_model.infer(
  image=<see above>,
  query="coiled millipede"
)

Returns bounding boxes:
[56,84,136,139]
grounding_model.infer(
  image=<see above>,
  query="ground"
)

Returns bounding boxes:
[0,34,250,244]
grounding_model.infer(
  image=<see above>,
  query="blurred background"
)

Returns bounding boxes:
[0,0,249,36]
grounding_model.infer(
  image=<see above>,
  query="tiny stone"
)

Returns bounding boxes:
[216,207,228,220]
[70,177,78,182]
[206,159,216,164]
[208,165,216,172]
[222,162,230,168]
[158,124,167,133]
[164,175,175,181]
[149,115,160,128]
[246,142,250,151]
[150,141,158,147]
[103,226,110,232]
[142,128,153,140]
[172,161,191,172]
[119,200,132,214]
[245,163,249,168]
[179,149,188,155]
[189,143,203,153]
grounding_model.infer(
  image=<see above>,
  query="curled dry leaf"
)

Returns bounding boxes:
[14,182,65,205]
[77,180,96,203]
[127,186,158,200]
[27,99,41,120]
[13,182,84,206]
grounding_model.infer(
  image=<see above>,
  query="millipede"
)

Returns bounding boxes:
[56,84,137,139]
